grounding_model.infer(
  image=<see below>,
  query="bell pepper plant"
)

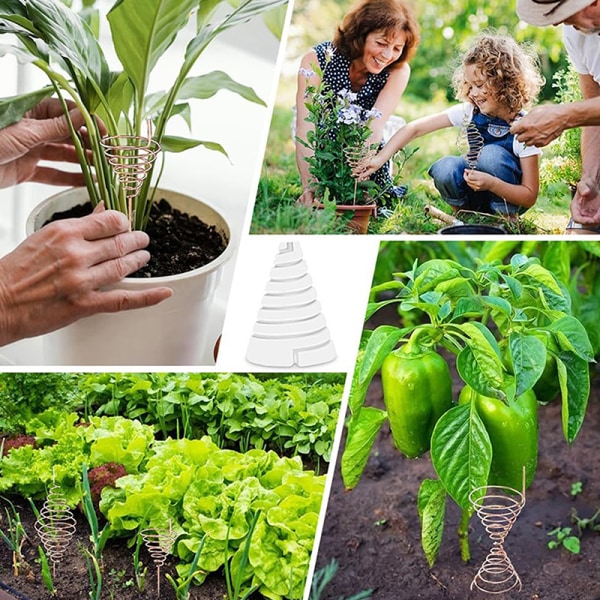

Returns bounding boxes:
[341,249,595,567]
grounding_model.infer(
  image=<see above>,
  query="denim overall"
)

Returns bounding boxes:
[428,109,525,216]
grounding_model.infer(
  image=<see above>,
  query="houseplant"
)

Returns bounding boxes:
[297,59,383,233]
[0,0,287,365]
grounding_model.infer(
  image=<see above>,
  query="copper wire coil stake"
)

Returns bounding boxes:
[344,144,376,204]
[468,472,526,595]
[141,522,178,598]
[100,122,161,229]
[34,485,77,576]
[457,118,485,170]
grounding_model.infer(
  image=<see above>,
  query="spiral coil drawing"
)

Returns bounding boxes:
[344,144,376,204]
[100,132,161,226]
[457,118,485,170]
[141,524,177,597]
[34,486,77,574]
[468,485,526,594]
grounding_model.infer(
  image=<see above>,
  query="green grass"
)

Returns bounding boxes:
[251,86,574,235]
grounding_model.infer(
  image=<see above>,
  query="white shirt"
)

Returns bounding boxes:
[444,103,542,159]
[563,25,600,85]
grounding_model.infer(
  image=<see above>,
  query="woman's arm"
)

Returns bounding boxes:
[295,50,321,205]
[463,154,539,209]
[356,112,452,179]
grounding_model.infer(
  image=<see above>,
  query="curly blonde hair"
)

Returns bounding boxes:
[453,34,545,114]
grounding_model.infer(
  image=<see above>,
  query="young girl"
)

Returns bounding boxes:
[356,34,545,216]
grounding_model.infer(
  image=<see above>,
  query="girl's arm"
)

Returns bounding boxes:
[295,50,321,205]
[356,112,452,180]
[463,154,539,209]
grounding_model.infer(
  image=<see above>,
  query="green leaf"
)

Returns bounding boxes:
[549,315,595,362]
[0,86,54,129]
[557,351,590,444]
[340,407,387,490]
[108,0,198,118]
[179,71,265,105]
[430,404,492,511]
[507,332,546,396]
[159,135,228,156]
[417,479,446,567]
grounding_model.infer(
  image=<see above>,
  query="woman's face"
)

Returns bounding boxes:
[361,29,406,73]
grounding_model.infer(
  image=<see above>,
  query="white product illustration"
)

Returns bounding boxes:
[246,241,337,367]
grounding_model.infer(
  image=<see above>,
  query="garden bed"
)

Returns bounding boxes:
[313,328,600,599]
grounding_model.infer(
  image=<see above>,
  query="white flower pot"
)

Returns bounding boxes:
[26,187,233,366]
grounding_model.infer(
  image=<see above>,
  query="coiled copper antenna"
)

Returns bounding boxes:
[345,144,376,204]
[34,485,77,576]
[468,475,526,595]
[141,522,178,598]
[101,121,161,229]
[457,117,485,170]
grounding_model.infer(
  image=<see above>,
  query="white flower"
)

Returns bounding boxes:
[299,67,315,78]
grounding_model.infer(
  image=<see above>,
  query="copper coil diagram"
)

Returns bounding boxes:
[34,486,77,574]
[468,485,526,595]
[141,524,178,597]
[246,241,336,367]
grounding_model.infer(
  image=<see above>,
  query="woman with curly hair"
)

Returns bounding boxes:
[295,0,420,209]
[356,33,545,216]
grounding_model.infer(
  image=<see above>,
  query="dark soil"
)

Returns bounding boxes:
[47,199,227,278]
[0,497,231,600]
[314,308,600,600]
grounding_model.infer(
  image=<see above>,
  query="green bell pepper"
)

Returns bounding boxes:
[459,385,538,490]
[381,346,453,458]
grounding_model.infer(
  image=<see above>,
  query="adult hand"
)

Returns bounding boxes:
[510,105,568,147]
[297,188,316,206]
[0,205,172,346]
[0,97,94,189]
[570,176,600,226]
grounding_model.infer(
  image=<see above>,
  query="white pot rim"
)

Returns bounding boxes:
[26,187,235,285]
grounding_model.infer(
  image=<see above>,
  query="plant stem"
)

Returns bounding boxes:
[458,509,471,563]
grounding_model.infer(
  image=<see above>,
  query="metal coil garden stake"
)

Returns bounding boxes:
[468,479,526,595]
[34,486,77,576]
[141,523,177,598]
[457,117,484,170]
[344,144,376,204]
[100,122,161,229]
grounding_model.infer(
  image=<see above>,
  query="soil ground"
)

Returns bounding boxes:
[314,363,600,600]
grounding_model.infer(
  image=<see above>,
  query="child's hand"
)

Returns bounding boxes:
[352,155,383,181]
[463,169,494,192]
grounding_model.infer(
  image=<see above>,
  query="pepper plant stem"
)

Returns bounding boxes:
[458,509,471,563]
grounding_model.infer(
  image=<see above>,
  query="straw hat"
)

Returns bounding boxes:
[516,0,595,26]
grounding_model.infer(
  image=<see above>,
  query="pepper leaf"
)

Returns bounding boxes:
[341,406,387,490]
[507,332,546,397]
[430,403,492,511]
[557,351,590,444]
[417,479,446,567]
[549,315,595,362]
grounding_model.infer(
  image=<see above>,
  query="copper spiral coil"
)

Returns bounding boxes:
[469,485,526,594]
[34,486,77,575]
[457,118,485,170]
[100,133,161,226]
[344,145,376,204]
[141,524,177,597]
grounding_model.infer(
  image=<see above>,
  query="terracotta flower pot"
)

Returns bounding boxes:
[315,202,377,234]
[26,187,233,366]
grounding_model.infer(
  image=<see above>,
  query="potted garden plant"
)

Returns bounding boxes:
[0,0,287,365]
[297,59,383,234]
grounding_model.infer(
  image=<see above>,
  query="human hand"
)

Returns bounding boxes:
[0,205,172,346]
[463,168,494,192]
[353,155,383,181]
[0,97,97,189]
[570,176,600,226]
[510,105,567,147]
[297,188,316,206]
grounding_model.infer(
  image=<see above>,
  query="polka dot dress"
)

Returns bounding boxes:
[314,41,401,204]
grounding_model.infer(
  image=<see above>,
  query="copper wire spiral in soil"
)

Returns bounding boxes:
[344,144,377,204]
[34,486,77,575]
[100,132,161,227]
[468,484,526,594]
[140,524,177,598]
